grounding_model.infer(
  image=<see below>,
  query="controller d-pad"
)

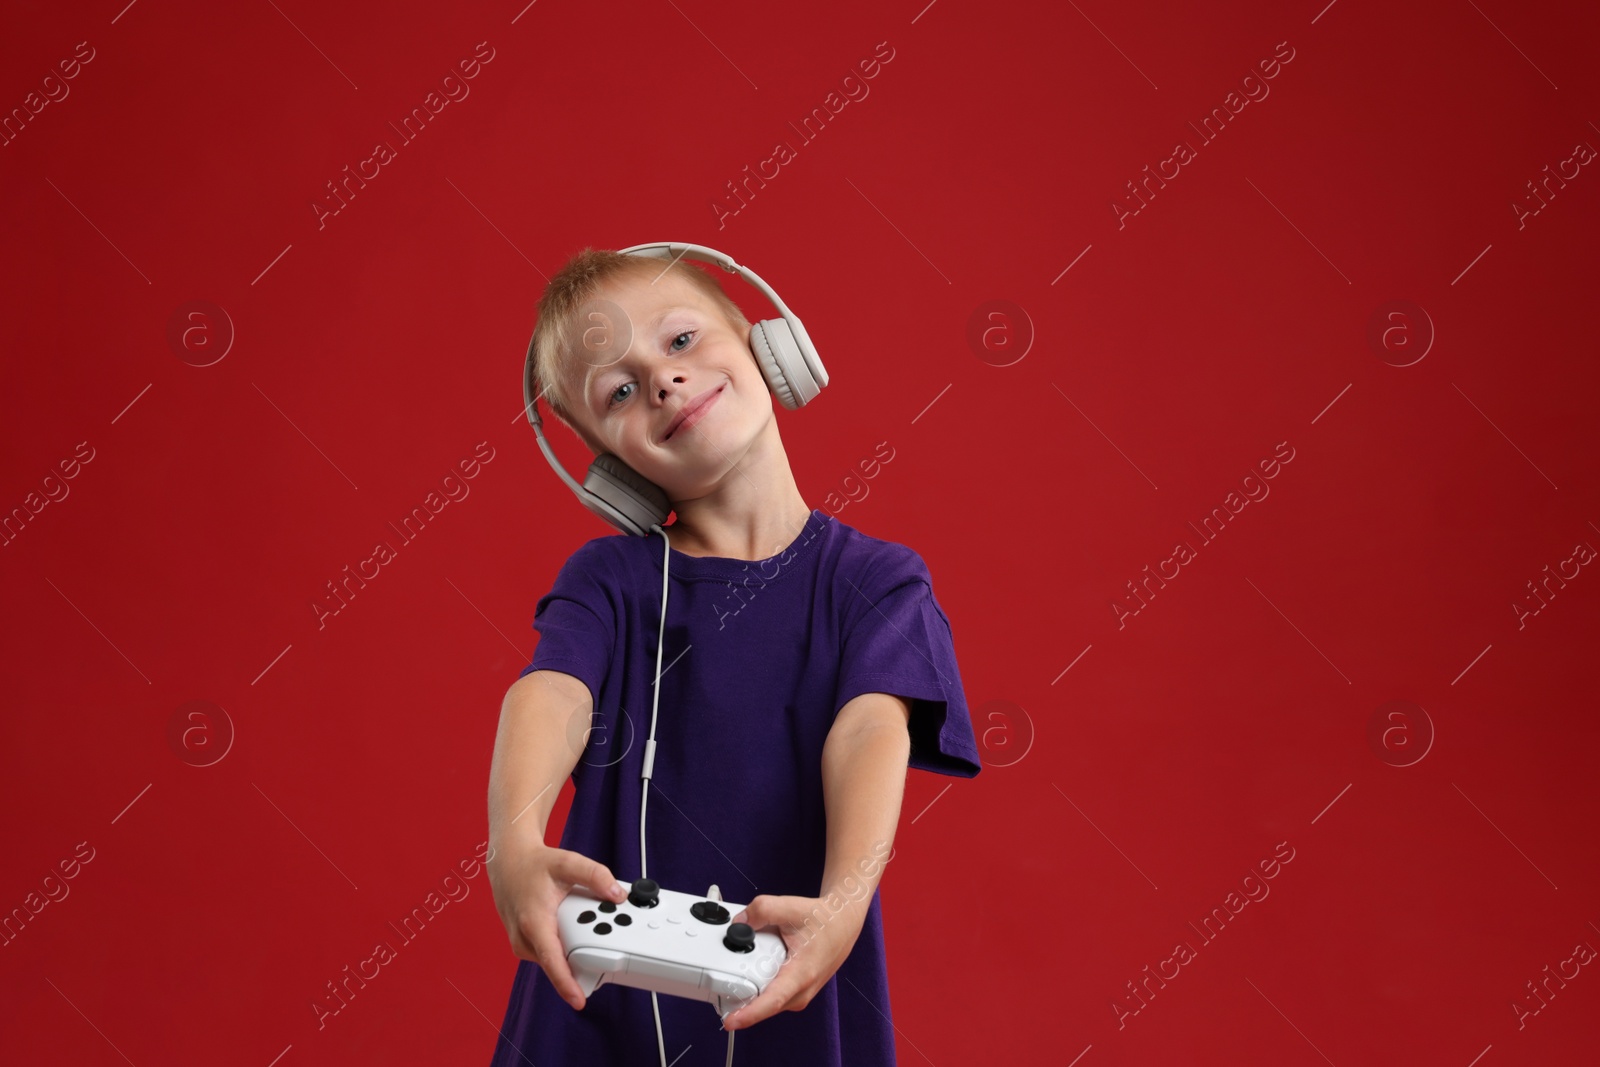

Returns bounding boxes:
[615,914,632,926]
[594,922,612,935]
[690,901,730,925]
[577,910,596,924]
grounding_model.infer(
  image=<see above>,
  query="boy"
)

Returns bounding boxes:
[486,247,980,1065]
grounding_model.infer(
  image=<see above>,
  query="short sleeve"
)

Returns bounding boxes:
[517,539,618,708]
[833,552,981,778]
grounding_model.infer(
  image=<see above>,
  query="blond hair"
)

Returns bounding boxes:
[529,247,751,455]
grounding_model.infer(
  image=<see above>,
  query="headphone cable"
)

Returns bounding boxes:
[643,524,737,1067]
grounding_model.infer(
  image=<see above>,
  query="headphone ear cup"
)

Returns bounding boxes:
[750,317,823,410]
[584,453,672,534]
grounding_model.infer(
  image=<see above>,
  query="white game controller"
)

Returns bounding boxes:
[557,878,788,1017]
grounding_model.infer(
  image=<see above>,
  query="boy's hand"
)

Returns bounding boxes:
[487,840,628,1012]
[721,892,871,1031]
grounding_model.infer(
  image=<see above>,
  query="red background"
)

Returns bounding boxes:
[3,0,1598,1063]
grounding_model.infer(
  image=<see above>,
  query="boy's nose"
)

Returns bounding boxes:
[653,374,687,401]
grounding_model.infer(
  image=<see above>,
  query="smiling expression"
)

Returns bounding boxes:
[559,269,772,495]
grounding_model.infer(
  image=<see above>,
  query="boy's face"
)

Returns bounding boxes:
[559,270,771,500]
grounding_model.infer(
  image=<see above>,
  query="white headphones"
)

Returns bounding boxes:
[522,242,829,534]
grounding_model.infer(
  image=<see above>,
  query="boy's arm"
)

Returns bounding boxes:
[819,692,913,903]
[486,669,629,1009]
[725,691,913,1031]
[488,669,591,851]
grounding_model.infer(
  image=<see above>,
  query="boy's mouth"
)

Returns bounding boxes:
[662,383,725,442]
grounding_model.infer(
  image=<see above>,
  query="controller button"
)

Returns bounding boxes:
[594,922,612,935]
[684,927,698,937]
[647,919,661,929]
[598,901,617,913]
[628,878,661,908]
[577,910,596,924]
[691,901,731,925]
[665,915,682,925]
[723,923,756,953]
[615,914,632,926]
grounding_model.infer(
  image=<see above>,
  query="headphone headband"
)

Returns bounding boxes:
[613,242,796,325]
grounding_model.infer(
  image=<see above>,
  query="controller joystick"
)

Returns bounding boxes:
[723,923,756,953]
[629,878,660,908]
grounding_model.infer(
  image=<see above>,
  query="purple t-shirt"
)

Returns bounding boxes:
[489,508,980,1066]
